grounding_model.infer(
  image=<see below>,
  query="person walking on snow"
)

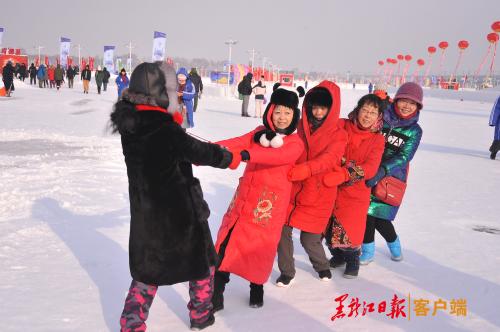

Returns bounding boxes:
[252,76,267,118]
[238,73,253,117]
[81,65,91,94]
[488,95,500,160]
[360,82,424,264]
[115,68,129,97]
[177,67,196,128]
[95,66,104,94]
[110,62,240,331]
[211,84,305,311]
[189,67,203,112]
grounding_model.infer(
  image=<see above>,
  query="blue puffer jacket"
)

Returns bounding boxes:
[489,95,500,140]
[366,105,423,221]
[177,67,195,106]
[37,65,46,80]
[116,74,129,97]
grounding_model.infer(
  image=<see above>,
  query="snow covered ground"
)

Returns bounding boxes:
[0,79,499,331]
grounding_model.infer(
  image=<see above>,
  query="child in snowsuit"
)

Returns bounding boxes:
[110,62,239,331]
[212,84,305,310]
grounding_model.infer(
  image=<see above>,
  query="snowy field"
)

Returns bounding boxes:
[0,79,499,332]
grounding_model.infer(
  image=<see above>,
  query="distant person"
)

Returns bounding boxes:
[66,66,75,89]
[29,63,37,85]
[489,95,500,160]
[2,61,15,97]
[305,79,308,90]
[37,64,46,88]
[115,68,129,97]
[95,66,104,94]
[238,73,253,117]
[252,75,266,118]
[177,67,196,128]
[102,67,110,91]
[368,82,373,93]
[189,68,203,112]
[352,82,356,89]
[48,65,55,88]
[81,65,92,94]
[54,64,64,90]
[19,63,27,81]
[360,82,424,265]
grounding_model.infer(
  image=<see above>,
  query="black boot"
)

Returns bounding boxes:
[328,247,346,268]
[212,271,229,313]
[249,283,263,308]
[342,248,360,279]
[490,140,500,160]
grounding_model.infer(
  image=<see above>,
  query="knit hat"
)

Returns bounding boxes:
[125,62,169,109]
[394,82,423,110]
[305,87,333,110]
[255,83,305,147]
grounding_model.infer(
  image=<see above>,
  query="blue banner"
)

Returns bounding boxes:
[152,31,166,61]
[59,37,71,68]
[103,46,115,73]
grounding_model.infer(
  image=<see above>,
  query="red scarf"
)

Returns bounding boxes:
[135,104,183,125]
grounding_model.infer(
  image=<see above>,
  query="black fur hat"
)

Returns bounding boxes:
[269,83,305,111]
[305,87,332,109]
[126,62,169,109]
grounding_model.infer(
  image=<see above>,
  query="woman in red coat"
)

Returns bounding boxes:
[323,94,385,279]
[212,84,305,311]
[276,81,348,286]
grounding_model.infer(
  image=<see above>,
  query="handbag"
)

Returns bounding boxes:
[373,176,407,206]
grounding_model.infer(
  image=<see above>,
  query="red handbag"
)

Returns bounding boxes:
[373,176,407,206]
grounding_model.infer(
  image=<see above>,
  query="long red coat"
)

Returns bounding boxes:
[333,119,385,246]
[288,81,348,234]
[215,126,304,284]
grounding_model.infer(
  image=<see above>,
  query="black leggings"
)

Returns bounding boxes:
[363,215,397,243]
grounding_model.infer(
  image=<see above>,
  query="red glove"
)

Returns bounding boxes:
[323,169,348,187]
[287,164,311,182]
[228,150,242,170]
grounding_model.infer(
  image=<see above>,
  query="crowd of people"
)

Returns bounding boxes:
[109,61,426,331]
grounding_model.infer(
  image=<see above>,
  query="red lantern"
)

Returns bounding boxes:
[458,40,469,50]
[391,58,398,64]
[487,32,499,44]
[378,60,384,66]
[404,55,412,61]
[417,59,425,66]
[428,46,437,54]
[438,41,449,50]
[492,21,500,33]
[397,54,404,60]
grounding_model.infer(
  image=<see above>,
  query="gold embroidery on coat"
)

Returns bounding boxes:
[253,187,278,227]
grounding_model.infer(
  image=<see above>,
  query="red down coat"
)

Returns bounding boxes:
[215,126,304,284]
[333,119,385,246]
[288,81,348,234]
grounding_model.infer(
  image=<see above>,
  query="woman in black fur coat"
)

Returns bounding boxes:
[110,62,239,331]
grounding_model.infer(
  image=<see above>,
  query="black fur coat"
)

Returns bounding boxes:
[112,102,231,285]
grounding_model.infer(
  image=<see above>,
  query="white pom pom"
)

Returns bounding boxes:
[259,134,270,147]
[270,134,284,148]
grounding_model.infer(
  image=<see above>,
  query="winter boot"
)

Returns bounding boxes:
[190,313,215,331]
[328,247,346,268]
[318,269,332,281]
[342,248,360,279]
[359,242,375,265]
[276,274,294,287]
[249,283,264,308]
[490,140,500,160]
[387,236,403,261]
[212,272,228,313]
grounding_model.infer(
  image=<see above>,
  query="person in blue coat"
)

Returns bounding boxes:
[37,64,46,88]
[115,68,129,97]
[489,95,500,160]
[177,67,196,128]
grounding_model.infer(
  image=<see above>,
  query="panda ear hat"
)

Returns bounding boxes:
[269,83,305,110]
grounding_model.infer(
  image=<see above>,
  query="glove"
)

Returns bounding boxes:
[287,164,311,182]
[323,170,348,187]
[365,167,386,187]
[228,149,242,170]
[240,150,250,161]
[253,129,276,143]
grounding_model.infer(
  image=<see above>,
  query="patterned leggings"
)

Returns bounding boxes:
[120,266,215,332]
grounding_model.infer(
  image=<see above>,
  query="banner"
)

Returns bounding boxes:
[35,55,40,67]
[89,57,95,71]
[44,55,49,66]
[0,28,4,46]
[152,31,166,61]
[115,58,123,72]
[59,37,71,68]
[103,45,115,73]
